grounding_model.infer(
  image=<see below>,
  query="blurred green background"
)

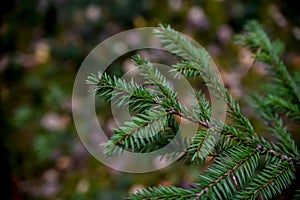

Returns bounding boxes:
[1,0,300,199]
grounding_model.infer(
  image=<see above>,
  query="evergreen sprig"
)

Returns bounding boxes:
[132,54,179,109]
[156,25,256,138]
[187,128,218,163]
[104,108,169,155]
[87,72,158,112]
[129,185,194,200]
[232,161,295,200]
[235,21,300,107]
[88,21,300,199]
[194,146,260,199]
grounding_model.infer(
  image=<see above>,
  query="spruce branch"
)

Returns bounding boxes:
[232,162,296,200]
[257,141,300,166]
[268,116,299,158]
[132,54,179,109]
[234,20,300,104]
[170,102,300,166]
[87,21,300,199]
[250,93,300,121]
[104,108,169,154]
[194,91,211,122]
[154,26,257,138]
[194,146,259,199]
[187,128,218,163]
[86,72,158,112]
[128,185,195,200]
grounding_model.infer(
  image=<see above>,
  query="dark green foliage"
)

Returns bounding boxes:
[235,21,300,111]
[88,21,300,199]
[104,108,170,155]
[187,128,217,163]
[232,161,295,200]
[129,185,194,200]
[193,146,260,199]
[87,72,158,112]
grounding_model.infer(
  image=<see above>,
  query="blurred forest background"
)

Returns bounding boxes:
[1,0,300,199]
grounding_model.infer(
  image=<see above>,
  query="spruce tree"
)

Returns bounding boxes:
[87,21,300,199]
